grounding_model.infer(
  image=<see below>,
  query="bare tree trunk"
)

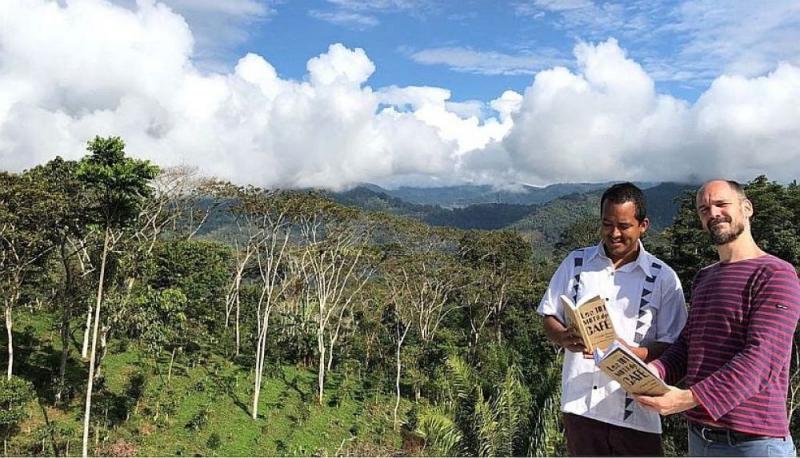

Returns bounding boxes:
[252,333,263,419]
[251,318,269,419]
[235,295,241,357]
[82,228,110,458]
[5,302,12,381]
[81,306,92,359]
[394,322,410,430]
[94,326,111,381]
[317,333,326,405]
[167,347,176,384]
[57,243,73,402]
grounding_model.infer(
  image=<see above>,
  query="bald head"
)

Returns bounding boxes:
[696,179,747,202]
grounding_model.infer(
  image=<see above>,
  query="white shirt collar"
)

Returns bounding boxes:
[589,240,652,277]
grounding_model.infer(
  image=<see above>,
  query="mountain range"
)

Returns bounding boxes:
[331,182,696,250]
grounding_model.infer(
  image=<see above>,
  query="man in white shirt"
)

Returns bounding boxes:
[537,182,688,456]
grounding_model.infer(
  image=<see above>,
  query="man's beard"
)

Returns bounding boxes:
[707,217,745,245]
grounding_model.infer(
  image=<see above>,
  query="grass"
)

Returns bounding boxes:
[6,310,407,456]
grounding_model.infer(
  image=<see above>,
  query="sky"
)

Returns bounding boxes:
[1,0,799,189]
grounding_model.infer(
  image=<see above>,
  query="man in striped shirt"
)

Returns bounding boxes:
[636,179,800,456]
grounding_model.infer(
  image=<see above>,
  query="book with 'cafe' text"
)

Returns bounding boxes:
[559,294,616,353]
[594,341,670,396]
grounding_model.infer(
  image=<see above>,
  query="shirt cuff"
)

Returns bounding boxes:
[688,383,722,421]
[651,360,666,379]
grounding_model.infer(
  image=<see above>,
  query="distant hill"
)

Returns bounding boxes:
[643,182,695,228]
[508,191,602,247]
[332,182,695,235]
[196,182,695,245]
[370,182,659,208]
[332,186,537,230]
[505,182,695,248]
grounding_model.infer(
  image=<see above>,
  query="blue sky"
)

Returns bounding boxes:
[207,0,797,105]
[1,0,800,188]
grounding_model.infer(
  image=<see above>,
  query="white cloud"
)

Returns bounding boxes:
[310,0,432,29]
[460,38,800,185]
[1,2,799,190]
[516,1,800,85]
[110,0,274,70]
[325,0,427,12]
[165,0,271,17]
[531,0,594,12]
[0,0,507,190]
[308,9,380,29]
[666,1,800,80]
[408,47,567,76]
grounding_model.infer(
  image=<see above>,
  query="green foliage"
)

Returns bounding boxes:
[417,355,532,456]
[76,136,159,228]
[206,432,222,450]
[528,358,566,457]
[416,406,464,456]
[554,214,599,256]
[128,286,188,357]
[0,376,34,428]
[185,404,212,431]
[0,170,65,284]
[143,239,232,338]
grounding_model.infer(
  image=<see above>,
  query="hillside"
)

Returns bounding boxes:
[372,182,622,207]
[507,182,695,251]
[333,183,695,236]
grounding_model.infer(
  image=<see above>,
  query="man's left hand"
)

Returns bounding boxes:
[633,388,697,416]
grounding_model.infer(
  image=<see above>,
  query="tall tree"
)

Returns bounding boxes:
[459,230,530,347]
[241,190,293,420]
[26,157,89,400]
[295,195,372,404]
[0,172,61,379]
[75,136,157,457]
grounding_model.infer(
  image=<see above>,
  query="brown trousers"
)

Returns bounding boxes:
[563,412,663,457]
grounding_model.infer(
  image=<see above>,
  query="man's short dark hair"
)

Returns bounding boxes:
[600,182,647,222]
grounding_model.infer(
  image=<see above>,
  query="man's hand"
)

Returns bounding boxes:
[543,316,588,354]
[634,388,697,416]
[557,328,587,354]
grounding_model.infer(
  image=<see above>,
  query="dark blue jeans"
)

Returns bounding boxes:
[688,423,796,457]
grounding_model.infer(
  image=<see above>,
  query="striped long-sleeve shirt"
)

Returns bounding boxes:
[653,255,800,437]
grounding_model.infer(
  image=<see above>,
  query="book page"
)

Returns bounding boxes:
[560,296,583,343]
[576,296,615,352]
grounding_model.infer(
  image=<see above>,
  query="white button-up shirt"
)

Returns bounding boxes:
[537,242,687,434]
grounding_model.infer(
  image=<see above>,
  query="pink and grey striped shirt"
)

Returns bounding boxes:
[653,254,800,437]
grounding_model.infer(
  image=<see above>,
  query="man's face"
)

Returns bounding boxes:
[695,181,752,246]
[601,200,648,263]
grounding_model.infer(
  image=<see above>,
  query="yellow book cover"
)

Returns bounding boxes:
[595,342,670,396]
[559,294,616,353]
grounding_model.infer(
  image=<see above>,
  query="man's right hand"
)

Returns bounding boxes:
[543,316,587,353]
[558,328,587,353]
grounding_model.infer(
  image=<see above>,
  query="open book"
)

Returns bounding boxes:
[594,341,670,396]
[560,294,616,353]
